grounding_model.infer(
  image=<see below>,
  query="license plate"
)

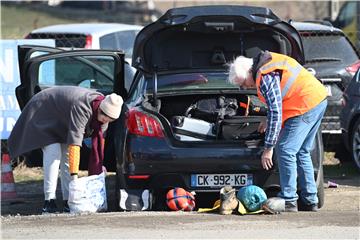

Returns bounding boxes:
[325,85,332,96]
[191,174,253,187]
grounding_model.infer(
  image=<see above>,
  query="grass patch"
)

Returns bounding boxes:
[13,162,43,183]
[13,162,89,183]
[1,2,147,39]
[1,4,76,39]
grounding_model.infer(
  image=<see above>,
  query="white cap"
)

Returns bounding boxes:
[99,93,123,119]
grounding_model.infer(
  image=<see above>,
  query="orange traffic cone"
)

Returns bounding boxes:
[1,153,17,200]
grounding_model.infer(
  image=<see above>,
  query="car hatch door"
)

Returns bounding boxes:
[17,45,125,109]
[17,45,65,108]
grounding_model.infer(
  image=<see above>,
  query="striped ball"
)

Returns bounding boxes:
[166,188,195,211]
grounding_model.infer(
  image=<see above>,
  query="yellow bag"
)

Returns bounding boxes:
[198,199,264,215]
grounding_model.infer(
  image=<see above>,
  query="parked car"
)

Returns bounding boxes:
[16,6,325,210]
[341,69,360,171]
[327,1,360,51]
[291,21,360,146]
[25,23,143,63]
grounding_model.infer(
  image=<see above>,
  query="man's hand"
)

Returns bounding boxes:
[71,174,78,181]
[258,119,267,133]
[261,148,274,170]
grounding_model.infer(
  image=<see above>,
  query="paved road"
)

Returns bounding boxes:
[2,184,359,239]
[1,210,359,239]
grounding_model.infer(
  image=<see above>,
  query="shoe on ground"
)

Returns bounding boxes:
[298,202,318,212]
[219,186,238,215]
[42,199,58,214]
[63,200,70,213]
[285,201,298,212]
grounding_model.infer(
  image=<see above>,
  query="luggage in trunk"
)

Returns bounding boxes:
[162,94,267,142]
[171,116,216,141]
[218,116,266,140]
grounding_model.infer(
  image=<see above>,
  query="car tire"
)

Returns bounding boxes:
[312,129,325,208]
[350,118,360,171]
[316,162,324,208]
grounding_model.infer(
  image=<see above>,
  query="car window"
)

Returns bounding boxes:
[99,33,118,50]
[99,30,139,59]
[150,72,238,93]
[301,34,358,65]
[37,55,115,91]
[128,74,145,103]
[124,62,136,91]
[115,30,139,58]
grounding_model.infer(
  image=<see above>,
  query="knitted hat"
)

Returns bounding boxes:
[99,93,123,119]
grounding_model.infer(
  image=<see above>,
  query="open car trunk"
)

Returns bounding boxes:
[143,92,267,147]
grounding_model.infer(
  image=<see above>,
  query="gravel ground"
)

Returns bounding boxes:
[1,172,359,239]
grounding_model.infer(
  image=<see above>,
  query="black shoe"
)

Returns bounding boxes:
[63,200,70,213]
[285,201,298,212]
[299,203,318,212]
[42,199,58,214]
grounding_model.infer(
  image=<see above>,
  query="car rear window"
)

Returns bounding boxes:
[300,33,358,65]
[27,33,87,48]
[149,72,239,93]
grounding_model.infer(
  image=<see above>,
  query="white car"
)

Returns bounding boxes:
[25,23,143,63]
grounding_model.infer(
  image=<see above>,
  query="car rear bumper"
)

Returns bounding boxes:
[123,135,279,191]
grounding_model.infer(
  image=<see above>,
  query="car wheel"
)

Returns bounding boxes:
[312,130,324,208]
[350,118,360,171]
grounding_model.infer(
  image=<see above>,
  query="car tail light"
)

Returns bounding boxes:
[346,60,360,76]
[127,109,164,138]
[84,35,92,49]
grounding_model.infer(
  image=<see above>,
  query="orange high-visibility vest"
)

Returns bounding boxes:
[255,52,327,125]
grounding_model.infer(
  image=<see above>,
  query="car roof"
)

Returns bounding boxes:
[31,23,143,36]
[291,21,343,34]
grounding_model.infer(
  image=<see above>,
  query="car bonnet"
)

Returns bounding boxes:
[132,5,304,74]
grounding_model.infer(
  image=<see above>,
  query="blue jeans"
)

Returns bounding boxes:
[276,99,327,205]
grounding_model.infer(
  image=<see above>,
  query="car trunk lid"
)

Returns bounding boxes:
[132,5,304,73]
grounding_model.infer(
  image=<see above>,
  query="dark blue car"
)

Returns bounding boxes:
[341,69,360,171]
[17,5,325,210]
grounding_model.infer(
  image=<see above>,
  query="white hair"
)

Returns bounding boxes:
[228,56,254,86]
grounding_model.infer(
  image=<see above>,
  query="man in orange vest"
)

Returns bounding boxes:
[228,51,327,212]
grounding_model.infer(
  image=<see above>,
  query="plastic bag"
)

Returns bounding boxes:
[68,172,107,213]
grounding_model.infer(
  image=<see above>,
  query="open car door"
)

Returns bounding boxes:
[17,45,126,109]
[16,45,126,170]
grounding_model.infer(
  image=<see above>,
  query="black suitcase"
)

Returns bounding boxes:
[218,116,266,140]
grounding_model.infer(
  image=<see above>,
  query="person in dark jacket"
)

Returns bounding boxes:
[8,86,123,213]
